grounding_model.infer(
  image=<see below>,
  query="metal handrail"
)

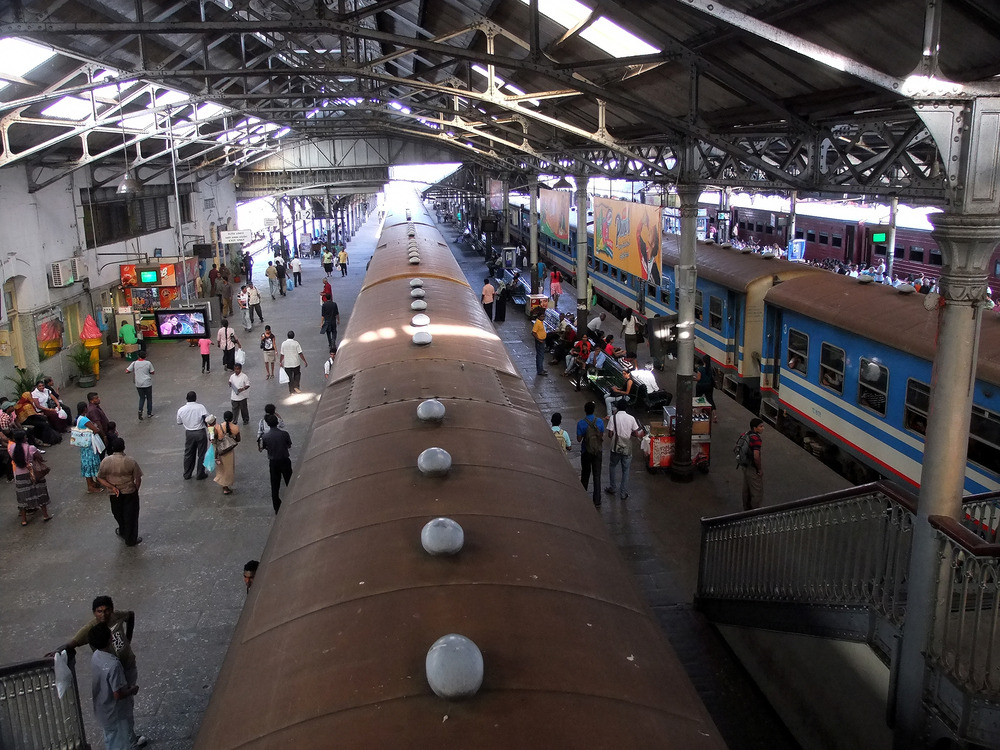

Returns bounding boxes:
[698,482,914,625]
[0,656,89,750]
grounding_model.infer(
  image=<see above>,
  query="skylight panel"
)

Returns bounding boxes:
[120,112,156,131]
[153,89,190,107]
[274,127,291,138]
[579,17,659,57]
[41,96,93,120]
[195,102,228,120]
[0,38,56,89]
[517,0,592,29]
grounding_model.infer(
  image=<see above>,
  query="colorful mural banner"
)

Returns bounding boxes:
[539,188,570,243]
[489,179,504,211]
[593,197,662,283]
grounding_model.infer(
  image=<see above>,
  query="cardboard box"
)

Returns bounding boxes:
[692,420,711,434]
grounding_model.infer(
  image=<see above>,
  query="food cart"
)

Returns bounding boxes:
[644,396,712,472]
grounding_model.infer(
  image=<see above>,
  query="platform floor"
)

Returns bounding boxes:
[0,207,850,749]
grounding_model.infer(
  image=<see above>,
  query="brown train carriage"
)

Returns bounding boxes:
[194,202,728,750]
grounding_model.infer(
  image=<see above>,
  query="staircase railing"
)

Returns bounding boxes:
[696,481,1000,748]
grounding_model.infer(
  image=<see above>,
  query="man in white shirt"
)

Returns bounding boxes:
[289,255,303,287]
[228,363,251,425]
[279,330,308,394]
[175,391,209,480]
[216,319,240,372]
[604,407,644,502]
[125,351,155,420]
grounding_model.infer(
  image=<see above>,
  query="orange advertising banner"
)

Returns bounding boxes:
[538,188,570,243]
[593,197,662,282]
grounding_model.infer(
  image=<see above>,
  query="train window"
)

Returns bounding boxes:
[910,247,925,263]
[601,262,609,275]
[873,244,887,256]
[894,246,905,259]
[832,234,843,248]
[969,406,1000,475]
[904,379,930,436]
[795,230,804,240]
[928,249,942,266]
[755,223,764,232]
[787,329,808,374]
[765,225,774,234]
[820,343,845,394]
[694,290,703,321]
[660,280,671,306]
[857,358,888,416]
[738,221,747,230]
[709,296,723,331]
[818,232,829,245]
[806,230,816,242]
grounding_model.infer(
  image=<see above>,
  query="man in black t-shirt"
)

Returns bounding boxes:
[259,414,291,513]
[320,297,340,347]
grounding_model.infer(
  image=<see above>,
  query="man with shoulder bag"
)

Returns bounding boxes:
[605,405,644,502]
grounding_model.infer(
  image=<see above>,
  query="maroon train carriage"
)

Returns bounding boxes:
[193,201,728,749]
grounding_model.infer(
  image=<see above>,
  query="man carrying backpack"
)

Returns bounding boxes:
[605,405,644,502]
[738,418,765,511]
[576,401,605,507]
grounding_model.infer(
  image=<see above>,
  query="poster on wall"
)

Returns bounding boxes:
[593,197,662,284]
[538,188,570,243]
[489,179,504,211]
[159,263,177,287]
[120,264,139,288]
[127,288,159,312]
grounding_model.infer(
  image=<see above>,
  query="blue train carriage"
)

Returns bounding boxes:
[658,242,824,406]
[763,273,1000,492]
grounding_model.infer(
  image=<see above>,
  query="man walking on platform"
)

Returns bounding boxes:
[275,257,287,295]
[265,261,279,299]
[320,295,340,348]
[742,418,765,511]
[176,391,209,480]
[279,331,307,394]
[97,438,144,547]
[125,351,154,420]
[605,407,643,502]
[246,281,263,325]
[531,310,548,376]
[576,401,605,507]
[228,363,251,425]
[259,413,292,513]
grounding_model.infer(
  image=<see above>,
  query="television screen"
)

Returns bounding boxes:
[152,308,210,339]
[139,269,159,284]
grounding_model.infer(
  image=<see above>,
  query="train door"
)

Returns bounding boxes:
[844,224,856,264]
[637,279,647,315]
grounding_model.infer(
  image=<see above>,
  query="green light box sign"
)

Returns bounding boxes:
[872,232,887,243]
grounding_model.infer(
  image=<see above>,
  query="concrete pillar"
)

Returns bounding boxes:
[893,211,1000,747]
[886,197,898,279]
[575,175,589,322]
[788,191,797,255]
[502,178,510,245]
[529,182,539,291]
[276,197,285,257]
[671,184,700,482]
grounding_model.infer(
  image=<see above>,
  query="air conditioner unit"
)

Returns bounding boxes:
[70,257,88,280]
[48,260,75,288]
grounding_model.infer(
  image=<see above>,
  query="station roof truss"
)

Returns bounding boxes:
[1,0,999,202]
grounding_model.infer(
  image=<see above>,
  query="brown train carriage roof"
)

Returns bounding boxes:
[765,273,1000,386]
[661,238,825,291]
[195,212,726,749]
[364,224,470,290]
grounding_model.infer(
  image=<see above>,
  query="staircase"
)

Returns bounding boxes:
[696,482,1000,749]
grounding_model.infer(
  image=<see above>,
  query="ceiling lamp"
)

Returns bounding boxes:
[552,175,573,190]
[115,83,140,195]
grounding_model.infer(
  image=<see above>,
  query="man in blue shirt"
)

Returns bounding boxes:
[576,401,605,507]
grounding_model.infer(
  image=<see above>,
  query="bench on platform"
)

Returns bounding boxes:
[586,358,673,412]
[500,269,530,307]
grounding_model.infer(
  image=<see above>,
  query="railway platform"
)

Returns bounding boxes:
[0,208,852,750]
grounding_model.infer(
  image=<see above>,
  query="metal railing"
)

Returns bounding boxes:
[0,657,88,750]
[927,516,1000,702]
[697,481,1000,747]
[698,482,914,628]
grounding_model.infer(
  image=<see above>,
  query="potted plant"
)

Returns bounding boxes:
[4,366,42,398]
[69,344,97,388]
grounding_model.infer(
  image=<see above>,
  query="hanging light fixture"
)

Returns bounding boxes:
[551,175,573,190]
[116,83,140,195]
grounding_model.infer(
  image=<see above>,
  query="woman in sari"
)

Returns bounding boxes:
[9,430,52,525]
[209,412,241,495]
[75,401,104,493]
[15,392,61,446]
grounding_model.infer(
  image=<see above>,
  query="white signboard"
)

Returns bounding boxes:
[220,230,253,245]
[264,218,278,229]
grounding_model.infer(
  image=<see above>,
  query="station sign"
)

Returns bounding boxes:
[264,218,278,229]
[220,230,253,245]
